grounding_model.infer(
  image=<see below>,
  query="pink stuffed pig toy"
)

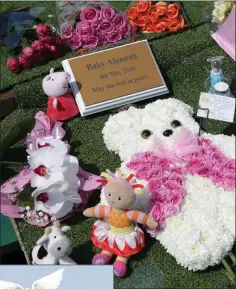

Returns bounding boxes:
[42,68,79,121]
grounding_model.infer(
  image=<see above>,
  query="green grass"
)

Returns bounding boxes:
[0,1,235,288]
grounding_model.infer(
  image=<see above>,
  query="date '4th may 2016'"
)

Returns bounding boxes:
[100,66,136,79]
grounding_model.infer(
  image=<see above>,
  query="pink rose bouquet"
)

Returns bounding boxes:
[6,23,67,73]
[59,3,136,51]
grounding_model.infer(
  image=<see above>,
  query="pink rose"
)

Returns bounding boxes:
[127,159,145,170]
[210,151,227,165]
[112,13,126,29]
[195,166,212,177]
[164,203,179,217]
[224,159,235,174]
[100,21,114,34]
[47,45,65,59]
[76,22,94,40]
[167,192,183,206]
[159,158,170,168]
[38,34,57,45]
[212,169,224,184]
[199,137,212,147]
[31,40,42,49]
[223,173,235,190]
[7,57,20,73]
[18,55,32,69]
[168,172,183,185]
[148,178,162,193]
[148,155,160,163]
[80,7,100,23]
[22,47,34,58]
[149,203,164,221]
[95,32,107,45]
[151,193,165,204]
[101,6,115,21]
[164,180,181,190]
[188,157,203,174]
[172,167,185,175]
[92,19,102,31]
[60,23,73,38]
[68,33,82,49]
[120,23,130,37]
[82,36,99,48]
[147,167,162,180]
[36,24,51,35]
[107,30,122,43]
[135,163,152,180]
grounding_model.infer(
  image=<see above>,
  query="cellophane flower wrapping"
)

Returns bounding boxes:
[56,1,136,54]
[125,1,189,34]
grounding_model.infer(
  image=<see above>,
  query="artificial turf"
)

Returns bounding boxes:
[0,1,235,288]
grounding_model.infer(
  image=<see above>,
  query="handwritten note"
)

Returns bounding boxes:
[197,92,235,123]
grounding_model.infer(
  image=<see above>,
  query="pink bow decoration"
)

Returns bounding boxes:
[152,128,202,164]
[24,111,66,151]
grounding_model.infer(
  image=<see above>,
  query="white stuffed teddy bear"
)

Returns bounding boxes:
[101,98,235,271]
[32,221,76,265]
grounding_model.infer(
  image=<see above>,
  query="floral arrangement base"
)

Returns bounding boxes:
[101,97,235,271]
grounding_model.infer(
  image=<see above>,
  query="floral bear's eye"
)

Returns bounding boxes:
[108,193,112,197]
[117,196,122,201]
[163,129,173,137]
[170,120,181,128]
[51,78,54,81]
[141,130,152,139]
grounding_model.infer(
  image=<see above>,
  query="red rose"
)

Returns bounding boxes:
[22,46,34,58]
[36,24,51,35]
[31,41,51,61]
[47,45,65,59]
[19,55,32,69]
[31,40,42,49]
[55,35,66,47]
[38,34,57,45]
[7,57,20,73]
[32,52,45,65]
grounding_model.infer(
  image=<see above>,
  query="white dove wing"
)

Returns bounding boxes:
[31,268,64,289]
[0,280,23,289]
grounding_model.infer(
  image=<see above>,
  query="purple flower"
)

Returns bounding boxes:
[91,19,102,31]
[100,21,114,34]
[95,32,107,46]
[60,23,73,38]
[80,7,100,23]
[120,23,130,37]
[82,36,99,48]
[101,6,115,21]
[76,22,94,40]
[112,13,127,29]
[107,30,122,43]
[68,32,82,49]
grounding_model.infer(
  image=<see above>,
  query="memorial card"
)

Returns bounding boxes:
[197,92,235,123]
[62,40,168,116]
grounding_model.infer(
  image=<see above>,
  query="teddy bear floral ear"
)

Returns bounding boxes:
[50,68,54,74]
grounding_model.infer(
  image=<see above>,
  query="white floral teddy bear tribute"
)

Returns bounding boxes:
[100,98,235,271]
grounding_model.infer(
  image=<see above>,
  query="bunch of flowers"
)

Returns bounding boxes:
[212,1,234,24]
[7,24,67,73]
[0,111,102,227]
[60,5,135,50]
[126,1,188,33]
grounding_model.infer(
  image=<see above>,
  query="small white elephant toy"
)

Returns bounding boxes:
[32,221,77,265]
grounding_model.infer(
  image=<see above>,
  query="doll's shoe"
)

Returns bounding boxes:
[92,253,111,265]
[113,260,127,277]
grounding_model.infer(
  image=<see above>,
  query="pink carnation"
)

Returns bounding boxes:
[127,159,145,170]
[212,168,224,184]
[224,159,235,174]
[210,151,227,165]
[167,192,183,207]
[164,180,181,190]
[198,137,212,147]
[168,172,184,185]
[147,167,162,180]
[164,203,179,217]
[158,158,170,168]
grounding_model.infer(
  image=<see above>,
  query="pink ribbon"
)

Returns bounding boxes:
[152,128,202,164]
[24,111,66,151]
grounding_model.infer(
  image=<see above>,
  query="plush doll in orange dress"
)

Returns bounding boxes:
[83,170,158,277]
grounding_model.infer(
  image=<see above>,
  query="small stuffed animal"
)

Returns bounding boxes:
[32,221,76,265]
[42,68,79,121]
[83,170,158,277]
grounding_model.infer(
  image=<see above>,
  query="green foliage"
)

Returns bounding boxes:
[18,186,34,208]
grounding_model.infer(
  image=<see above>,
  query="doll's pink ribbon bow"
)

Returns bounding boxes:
[153,128,202,164]
[24,111,66,151]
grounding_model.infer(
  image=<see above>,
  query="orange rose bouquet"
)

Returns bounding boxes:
[126,1,188,34]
